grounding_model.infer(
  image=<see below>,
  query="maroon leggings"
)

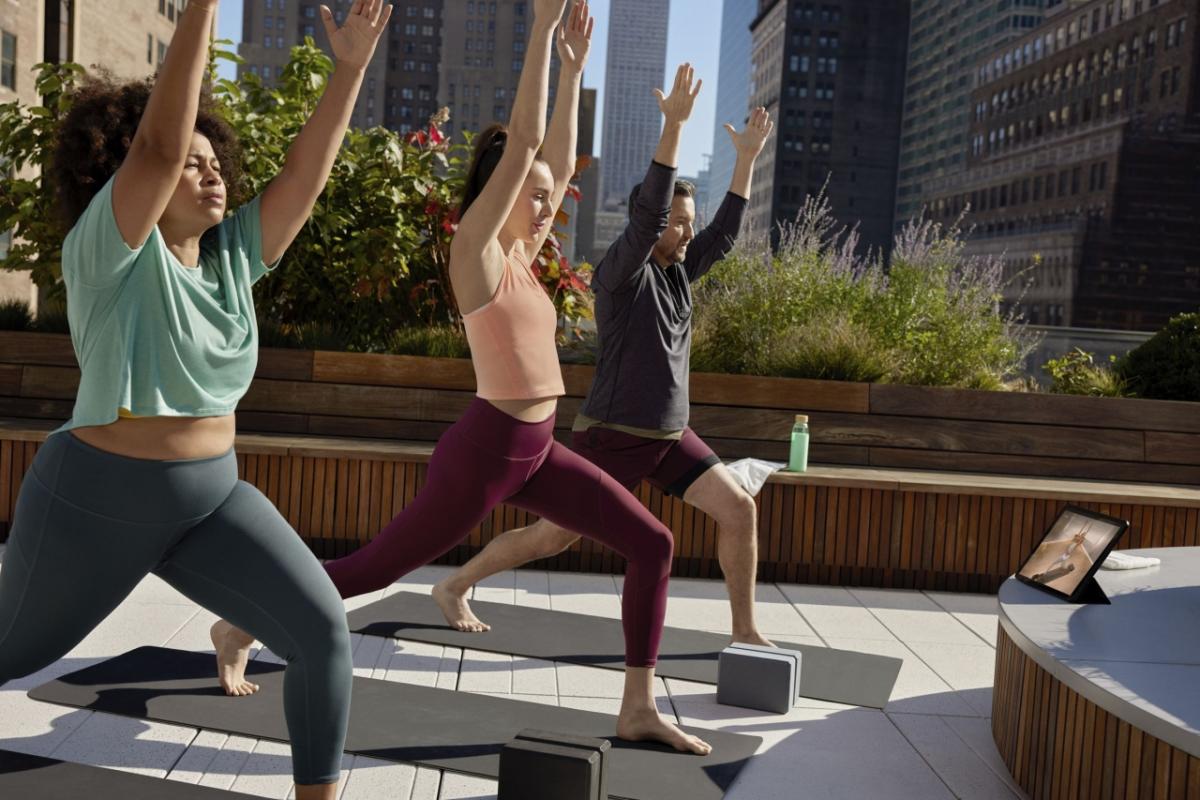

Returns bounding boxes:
[324,397,674,667]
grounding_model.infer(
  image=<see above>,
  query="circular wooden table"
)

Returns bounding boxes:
[993,548,1200,799]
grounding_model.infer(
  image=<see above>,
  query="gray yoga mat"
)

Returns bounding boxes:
[30,647,761,800]
[347,591,903,709]
[0,747,264,799]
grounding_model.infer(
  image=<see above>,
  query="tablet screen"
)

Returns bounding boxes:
[1017,507,1127,599]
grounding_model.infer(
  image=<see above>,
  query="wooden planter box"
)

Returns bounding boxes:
[2,330,1197,485]
[2,330,1198,593]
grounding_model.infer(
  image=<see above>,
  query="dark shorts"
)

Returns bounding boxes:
[570,426,722,498]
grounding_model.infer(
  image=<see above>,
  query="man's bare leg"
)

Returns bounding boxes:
[432,517,580,631]
[683,464,772,646]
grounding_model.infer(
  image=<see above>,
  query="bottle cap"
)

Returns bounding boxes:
[795,414,809,424]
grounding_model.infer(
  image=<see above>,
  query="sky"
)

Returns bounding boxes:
[215,0,725,178]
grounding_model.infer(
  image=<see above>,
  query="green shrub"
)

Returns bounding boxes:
[1043,348,1127,397]
[765,317,890,383]
[33,300,70,333]
[1,44,593,350]
[0,299,33,331]
[1119,313,1200,401]
[692,192,1038,388]
[383,325,470,358]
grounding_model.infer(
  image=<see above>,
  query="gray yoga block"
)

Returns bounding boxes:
[717,643,801,714]
[498,728,611,800]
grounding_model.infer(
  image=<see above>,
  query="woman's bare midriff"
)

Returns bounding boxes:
[70,414,237,460]
[487,397,558,423]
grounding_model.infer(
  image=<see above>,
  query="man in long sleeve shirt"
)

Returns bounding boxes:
[433,65,776,647]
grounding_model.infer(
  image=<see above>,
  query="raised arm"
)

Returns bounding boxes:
[111,0,217,248]
[258,0,391,264]
[594,64,701,292]
[522,0,593,262]
[452,0,568,257]
[725,105,773,201]
[683,106,772,282]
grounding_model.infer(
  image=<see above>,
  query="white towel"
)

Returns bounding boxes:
[1100,551,1161,570]
[724,459,787,497]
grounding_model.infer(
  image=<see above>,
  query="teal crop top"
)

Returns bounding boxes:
[56,175,279,433]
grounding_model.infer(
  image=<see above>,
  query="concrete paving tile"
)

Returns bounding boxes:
[674,700,955,800]
[67,601,203,659]
[340,755,422,800]
[195,734,257,790]
[411,766,444,800]
[942,715,1029,798]
[546,573,621,617]
[384,566,459,596]
[438,771,497,800]
[889,712,1021,800]
[778,583,898,641]
[50,712,197,778]
[823,638,980,717]
[650,579,817,638]
[848,588,985,646]
[165,729,229,785]
[223,738,290,798]
[510,656,558,696]
[924,591,1001,646]
[905,641,998,717]
[554,662,625,698]
[457,649,512,694]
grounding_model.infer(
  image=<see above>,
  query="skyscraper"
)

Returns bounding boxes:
[599,0,670,209]
[925,0,1200,331]
[240,0,442,134]
[707,0,756,221]
[893,0,1054,231]
[749,0,910,253]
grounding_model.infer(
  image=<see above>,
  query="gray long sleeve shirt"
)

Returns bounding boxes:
[579,161,747,433]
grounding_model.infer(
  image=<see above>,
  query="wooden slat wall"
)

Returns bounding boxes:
[4,436,1197,592]
[993,626,1200,799]
[3,332,1198,485]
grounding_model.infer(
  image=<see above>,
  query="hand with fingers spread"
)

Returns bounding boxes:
[557,0,595,74]
[725,106,774,160]
[320,0,393,70]
[654,63,703,126]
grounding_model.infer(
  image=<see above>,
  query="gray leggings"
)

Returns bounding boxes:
[0,432,352,785]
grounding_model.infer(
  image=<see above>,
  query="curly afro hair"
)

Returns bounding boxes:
[52,72,245,230]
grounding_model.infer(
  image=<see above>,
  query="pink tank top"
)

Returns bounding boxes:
[461,250,566,401]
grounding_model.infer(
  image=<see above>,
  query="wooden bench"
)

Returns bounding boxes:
[3,420,1197,593]
[4,331,1200,486]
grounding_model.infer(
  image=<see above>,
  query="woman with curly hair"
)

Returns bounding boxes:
[0,1,391,796]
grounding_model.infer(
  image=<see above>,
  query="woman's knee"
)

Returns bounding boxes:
[633,521,675,572]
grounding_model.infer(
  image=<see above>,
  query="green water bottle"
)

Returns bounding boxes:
[788,414,810,472]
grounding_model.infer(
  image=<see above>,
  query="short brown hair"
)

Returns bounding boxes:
[626,179,696,220]
[52,72,244,229]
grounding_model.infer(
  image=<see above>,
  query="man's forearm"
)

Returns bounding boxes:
[729,151,756,200]
[654,120,685,169]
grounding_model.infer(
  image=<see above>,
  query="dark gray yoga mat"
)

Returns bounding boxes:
[0,747,264,799]
[347,591,903,709]
[29,647,761,800]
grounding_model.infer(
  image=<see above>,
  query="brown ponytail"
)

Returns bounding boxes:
[459,123,510,216]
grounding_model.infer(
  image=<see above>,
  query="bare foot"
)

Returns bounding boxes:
[732,630,775,647]
[617,707,712,755]
[210,620,260,697]
[431,581,491,633]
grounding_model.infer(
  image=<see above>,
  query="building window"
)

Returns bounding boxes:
[1,31,15,91]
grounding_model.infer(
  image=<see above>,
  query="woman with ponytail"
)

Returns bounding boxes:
[217,0,711,755]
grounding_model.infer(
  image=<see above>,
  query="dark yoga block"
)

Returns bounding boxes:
[498,728,611,800]
[717,643,800,714]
